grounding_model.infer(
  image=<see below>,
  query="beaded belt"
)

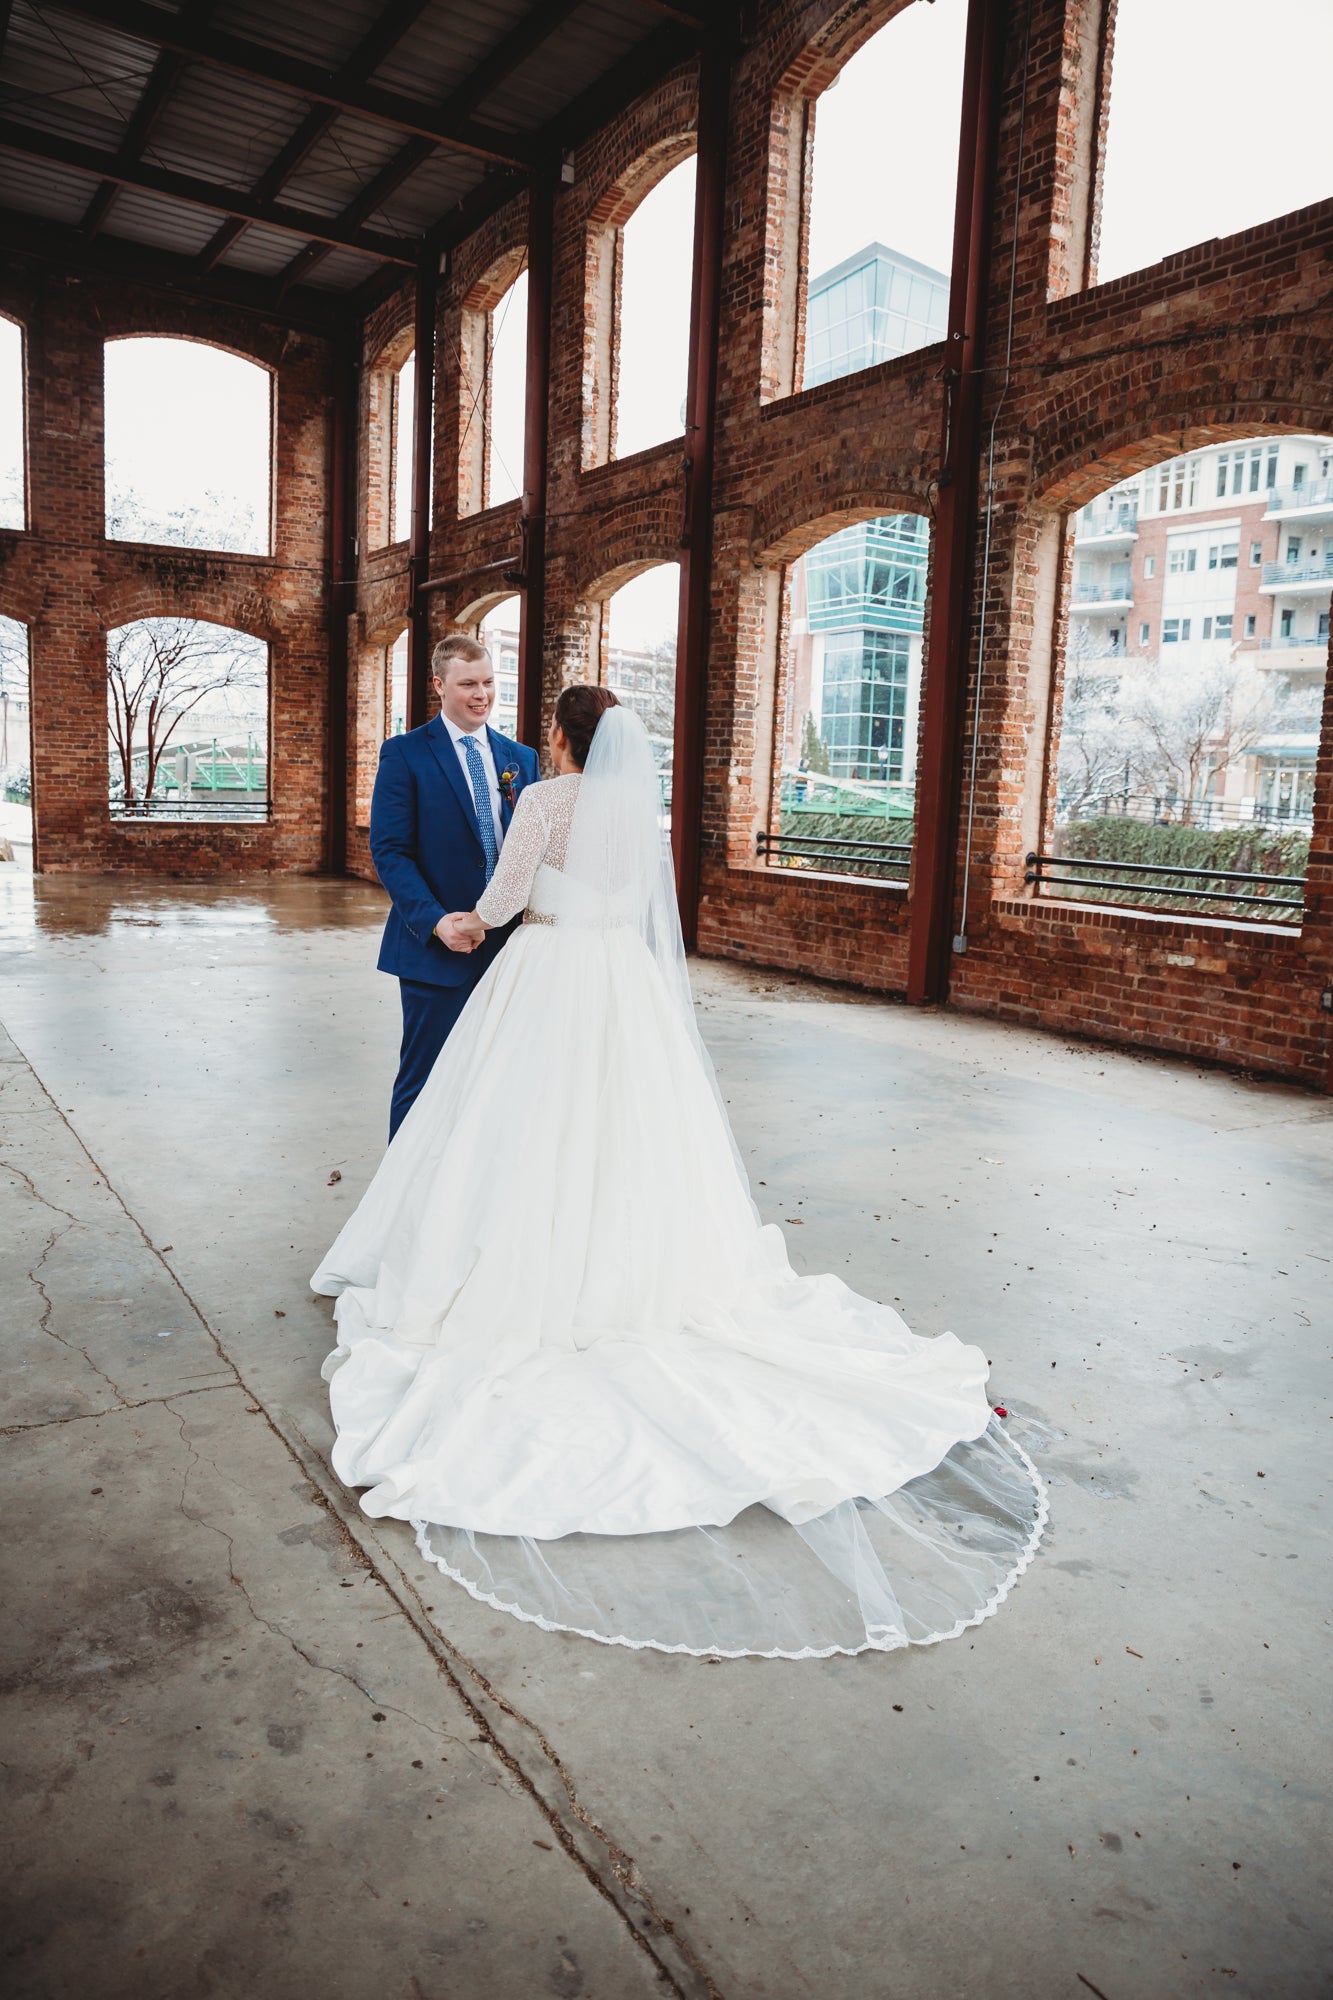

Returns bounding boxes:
[522,910,633,930]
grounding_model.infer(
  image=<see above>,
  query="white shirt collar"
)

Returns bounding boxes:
[443,715,488,746]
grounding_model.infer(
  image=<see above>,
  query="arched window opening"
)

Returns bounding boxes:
[602,565,680,822]
[786,2,965,396]
[106,617,269,822]
[104,340,272,555]
[615,158,695,460]
[391,352,415,545]
[459,266,527,517]
[0,318,25,531]
[488,272,527,510]
[0,615,32,863]
[1096,0,1333,287]
[763,514,932,883]
[1037,434,1333,924]
[478,597,521,737]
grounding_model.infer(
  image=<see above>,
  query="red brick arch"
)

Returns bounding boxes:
[1027,329,1333,512]
[95,575,283,645]
[757,494,935,569]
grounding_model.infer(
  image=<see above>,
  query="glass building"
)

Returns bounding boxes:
[804,516,929,782]
[795,246,947,788]
[804,243,950,389]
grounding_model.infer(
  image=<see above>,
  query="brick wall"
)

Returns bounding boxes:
[338,0,1331,1089]
[0,268,334,874]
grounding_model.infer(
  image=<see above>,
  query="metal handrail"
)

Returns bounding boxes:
[1026,849,1305,915]
[759,830,911,876]
[111,797,272,821]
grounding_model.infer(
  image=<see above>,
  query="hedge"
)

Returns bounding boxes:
[773,806,913,883]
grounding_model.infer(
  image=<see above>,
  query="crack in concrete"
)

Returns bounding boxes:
[164,1405,480,1771]
[26,1220,131,1409]
[0,1154,81,1223]
[2,1380,232,1436]
[277,1418,719,2000]
[1,1029,720,2000]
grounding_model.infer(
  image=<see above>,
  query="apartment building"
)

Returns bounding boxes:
[1069,433,1333,820]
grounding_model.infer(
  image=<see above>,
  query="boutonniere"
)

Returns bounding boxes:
[498,765,520,810]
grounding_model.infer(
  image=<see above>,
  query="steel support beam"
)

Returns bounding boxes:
[905,0,1005,1006]
[326,337,357,874]
[80,48,185,237]
[0,205,347,334]
[406,251,438,730]
[0,119,421,263]
[517,170,554,754]
[55,0,533,167]
[271,0,584,297]
[672,40,729,946]
[197,0,435,273]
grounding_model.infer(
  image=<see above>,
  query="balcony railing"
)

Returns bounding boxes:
[1075,502,1139,539]
[1262,556,1333,589]
[1266,477,1333,516]
[1260,634,1330,652]
[757,829,911,882]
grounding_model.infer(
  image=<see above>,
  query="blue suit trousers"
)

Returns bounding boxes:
[390,977,474,1141]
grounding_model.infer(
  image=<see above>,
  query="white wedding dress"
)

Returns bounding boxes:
[312,708,1046,1657]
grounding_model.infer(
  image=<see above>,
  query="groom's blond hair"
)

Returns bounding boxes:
[431,632,489,684]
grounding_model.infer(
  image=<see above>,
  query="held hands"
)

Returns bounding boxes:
[435,910,487,953]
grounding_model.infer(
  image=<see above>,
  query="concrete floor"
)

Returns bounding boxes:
[1,867,1330,2000]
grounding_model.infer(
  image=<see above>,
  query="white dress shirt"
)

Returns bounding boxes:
[443,714,505,852]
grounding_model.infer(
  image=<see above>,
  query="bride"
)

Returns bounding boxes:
[312,685,1046,1658]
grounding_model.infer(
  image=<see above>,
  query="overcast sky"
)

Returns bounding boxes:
[1098,0,1332,282]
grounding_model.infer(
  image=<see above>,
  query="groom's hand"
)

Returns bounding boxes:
[435,912,480,952]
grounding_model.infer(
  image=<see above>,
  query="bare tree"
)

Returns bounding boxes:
[1119,651,1285,822]
[0,460,23,534]
[1056,664,1128,819]
[105,476,260,556]
[107,618,266,810]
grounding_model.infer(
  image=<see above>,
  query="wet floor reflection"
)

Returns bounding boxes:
[0,867,387,950]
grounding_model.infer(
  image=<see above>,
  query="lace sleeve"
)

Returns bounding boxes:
[475,786,549,928]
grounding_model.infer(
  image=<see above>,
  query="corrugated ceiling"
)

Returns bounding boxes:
[0,0,698,322]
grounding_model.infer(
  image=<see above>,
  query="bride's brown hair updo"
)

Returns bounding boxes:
[554,683,619,769]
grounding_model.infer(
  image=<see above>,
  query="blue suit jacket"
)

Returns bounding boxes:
[369,715,541,988]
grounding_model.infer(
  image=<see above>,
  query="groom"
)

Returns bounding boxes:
[370,632,540,1138]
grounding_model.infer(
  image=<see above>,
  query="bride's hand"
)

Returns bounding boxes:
[436,911,484,952]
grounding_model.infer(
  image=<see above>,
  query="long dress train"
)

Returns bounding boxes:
[312,712,1046,1657]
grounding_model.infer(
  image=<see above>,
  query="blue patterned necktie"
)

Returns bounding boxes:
[461,732,499,882]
